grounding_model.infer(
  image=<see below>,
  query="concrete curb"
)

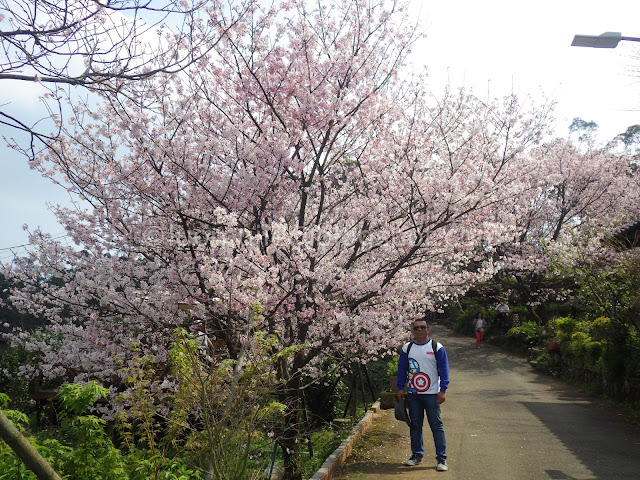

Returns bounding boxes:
[308,400,381,480]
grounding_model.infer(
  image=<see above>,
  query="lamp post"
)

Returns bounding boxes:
[571,31,640,48]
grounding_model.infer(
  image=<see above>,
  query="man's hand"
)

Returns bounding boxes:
[397,390,406,399]
[437,391,446,404]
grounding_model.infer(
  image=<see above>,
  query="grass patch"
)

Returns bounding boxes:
[300,423,353,478]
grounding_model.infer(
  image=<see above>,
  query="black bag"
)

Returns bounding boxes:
[394,397,411,426]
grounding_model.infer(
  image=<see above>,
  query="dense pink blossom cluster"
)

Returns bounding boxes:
[2,0,638,410]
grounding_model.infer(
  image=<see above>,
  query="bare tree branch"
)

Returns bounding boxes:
[0,0,256,143]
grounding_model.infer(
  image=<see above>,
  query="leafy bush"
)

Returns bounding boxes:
[535,352,560,373]
[0,346,36,409]
[1,385,125,480]
[589,317,629,343]
[553,316,577,341]
[535,352,552,365]
[386,355,399,377]
[507,321,541,346]
[623,346,640,382]
[365,355,395,396]
[547,341,561,355]
[443,305,472,334]
[569,332,591,358]
[587,317,635,382]
[601,346,627,381]
[584,341,604,371]
[0,384,206,480]
[0,436,70,480]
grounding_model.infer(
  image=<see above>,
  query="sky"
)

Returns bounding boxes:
[1,0,640,261]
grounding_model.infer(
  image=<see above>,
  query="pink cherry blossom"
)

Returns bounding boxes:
[3,2,638,476]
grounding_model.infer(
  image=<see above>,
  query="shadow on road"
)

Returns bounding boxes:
[520,400,640,479]
[544,470,581,480]
[333,324,640,479]
[435,323,640,479]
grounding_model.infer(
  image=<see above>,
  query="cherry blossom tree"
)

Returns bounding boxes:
[3,1,557,477]
[0,0,255,154]
[491,137,639,320]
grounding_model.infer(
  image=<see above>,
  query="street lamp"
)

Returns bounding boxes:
[571,31,640,48]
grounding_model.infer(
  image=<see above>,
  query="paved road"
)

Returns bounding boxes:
[331,324,640,480]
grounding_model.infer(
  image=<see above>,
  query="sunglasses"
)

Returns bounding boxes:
[412,325,428,330]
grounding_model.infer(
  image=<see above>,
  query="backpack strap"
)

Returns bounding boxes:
[431,338,440,378]
[407,341,414,357]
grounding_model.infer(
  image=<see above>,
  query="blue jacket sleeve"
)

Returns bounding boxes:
[396,346,408,391]
[436,345,450,392]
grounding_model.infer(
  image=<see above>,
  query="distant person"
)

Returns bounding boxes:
[495,300,510,329]
[496,301,509,316]
[396,318,450,472]
[473,312,485,348]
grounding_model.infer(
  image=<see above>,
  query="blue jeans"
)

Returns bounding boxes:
[407,393,447,460]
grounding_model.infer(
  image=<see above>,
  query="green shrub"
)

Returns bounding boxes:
[555,317,577,333]
[589,317,629,343]
[623,348,640,382]
[601,347,626,380]
[447,308,477,335]
[0,385,205,480]
[57,383,128,480]
[507,321,541,346]
[624,329,640,381]
[569,332,591,358]
[554,316,577,341]
[583,341,604,372]
[366,355,395,395]
[535,352,560,372]
[386,356,399,376]
[575,320,591,334]
[535,352,552,365]
[0,346,36,409]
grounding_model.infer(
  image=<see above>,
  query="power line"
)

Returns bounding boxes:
[0,233,69,252]
[0,235,71,265]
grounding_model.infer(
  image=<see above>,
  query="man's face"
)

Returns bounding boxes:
[412,320,429,342]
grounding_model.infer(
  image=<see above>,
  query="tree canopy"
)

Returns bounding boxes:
[2,1,640,478]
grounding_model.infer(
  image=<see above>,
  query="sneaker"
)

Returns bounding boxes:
[403,454,422,466]
[436,458,448,471]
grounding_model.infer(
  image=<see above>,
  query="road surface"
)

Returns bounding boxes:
[331,324,640,480]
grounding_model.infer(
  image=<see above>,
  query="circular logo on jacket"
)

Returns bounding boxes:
[412,372,431,392]
[408,358,419,375]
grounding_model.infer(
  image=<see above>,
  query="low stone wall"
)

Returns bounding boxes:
[308,401,380,480]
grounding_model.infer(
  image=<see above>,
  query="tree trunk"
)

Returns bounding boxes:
[348,371,358,418]
[0,410,63,480]
[277,367,304,480]
[279,395,303,480]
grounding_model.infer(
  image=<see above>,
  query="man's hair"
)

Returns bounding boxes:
[412,318,429,327]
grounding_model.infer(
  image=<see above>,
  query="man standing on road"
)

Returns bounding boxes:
[397,318,450,472]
